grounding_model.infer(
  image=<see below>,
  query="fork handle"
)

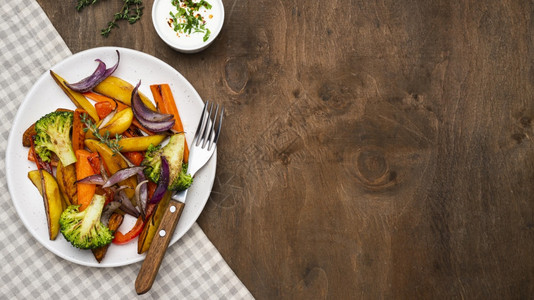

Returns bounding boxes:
[135,200,185,294]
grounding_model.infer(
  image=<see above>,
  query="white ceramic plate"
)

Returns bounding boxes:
[5,47,216,267]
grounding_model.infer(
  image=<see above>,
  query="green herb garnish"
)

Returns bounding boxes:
[81,113,123,154]
[169,0,212,42]
[76,0,144,38]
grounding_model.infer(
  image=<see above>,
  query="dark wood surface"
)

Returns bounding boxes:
[37,1,534,298]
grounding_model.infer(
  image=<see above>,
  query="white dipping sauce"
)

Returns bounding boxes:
[152,0,224,53]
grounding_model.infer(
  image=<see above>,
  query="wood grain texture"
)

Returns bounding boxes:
[37,0,534,298]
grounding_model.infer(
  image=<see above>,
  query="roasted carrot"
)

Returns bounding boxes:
[150,85,165,111]
[150,84,189,162]
[122,128,137,138]
[72,109,86,152]
[160,85,185,132]
[75,149,96,211]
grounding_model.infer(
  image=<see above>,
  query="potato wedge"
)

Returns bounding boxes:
[118,135,166,152]
[56,161,77,206]
[84,139,137,201]
[28,170,64,240]
[94,76,157,111]
[86,108,133,139]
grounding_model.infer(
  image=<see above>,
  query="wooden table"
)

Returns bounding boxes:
[37,1,534,298]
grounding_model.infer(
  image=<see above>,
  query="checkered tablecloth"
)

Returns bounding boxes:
[0,0,252,298]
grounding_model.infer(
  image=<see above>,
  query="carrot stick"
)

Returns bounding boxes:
[75,149,96,211]
[150,85,164,111]
[151,84,189,162]
[160,85,185,132]
[72,109,86,152]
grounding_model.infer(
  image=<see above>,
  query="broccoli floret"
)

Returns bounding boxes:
[59,194,113,249]
[34,111,76,166]
[142,133,193,192]
[143,143,163,182]
[169,162,193,191]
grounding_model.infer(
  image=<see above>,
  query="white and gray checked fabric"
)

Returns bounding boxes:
[0,0,253,299]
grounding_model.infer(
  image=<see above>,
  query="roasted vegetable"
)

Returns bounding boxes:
[131,81,175,132]
[65,50,120,93]
[59,194,114,249]
[50,70,100,122]
[23,108,73,147]
[56,161,77,205]
[92,212,124,263]
[117,135,167,152]
[28,170,65,240]
[138,191,171,254]
[142,133,192,191]
[34,111,77,166]
[113,215,144,244]
[150,83,189,162]
[75,149,97,211]
[85,139,137,200]
[94,76,157,111]
[85,107,133,140]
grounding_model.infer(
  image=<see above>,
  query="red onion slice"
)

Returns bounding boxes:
[131,81,175,132]
[65,50,120,93]
[137,117,176,133]
[103,166,145,188]
[76,174,106,185]
[114,188,139,217]
[102,50,120,78]
[131,82,174,122]
[135,179,149,220]
[101,201,121,226]
[149,156,169,204]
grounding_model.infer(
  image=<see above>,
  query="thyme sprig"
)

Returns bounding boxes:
[81,113,123,154]
[101,0,144,37]
[76,0,98,11]
[75,0,144,37]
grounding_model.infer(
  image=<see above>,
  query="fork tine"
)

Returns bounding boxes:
[194,101,210,146]
[200,102,215,147]
[209,106,223,150]
[205,104,221,150]
[202,103,218,148]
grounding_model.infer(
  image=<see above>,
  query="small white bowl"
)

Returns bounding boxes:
[152,0,225,53]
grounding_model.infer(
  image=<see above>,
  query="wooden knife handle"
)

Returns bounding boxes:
[135,199,185,295]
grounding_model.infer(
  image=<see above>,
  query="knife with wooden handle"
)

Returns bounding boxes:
[135,199,185,295]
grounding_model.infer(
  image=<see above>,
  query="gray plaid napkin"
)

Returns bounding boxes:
[0,0,252,299]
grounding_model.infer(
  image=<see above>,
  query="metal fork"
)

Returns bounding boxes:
[135,101,223,295]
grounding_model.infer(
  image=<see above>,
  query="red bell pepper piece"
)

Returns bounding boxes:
[113,215,145,244]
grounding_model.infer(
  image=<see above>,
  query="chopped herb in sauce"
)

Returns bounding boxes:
[169,0,212,42]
